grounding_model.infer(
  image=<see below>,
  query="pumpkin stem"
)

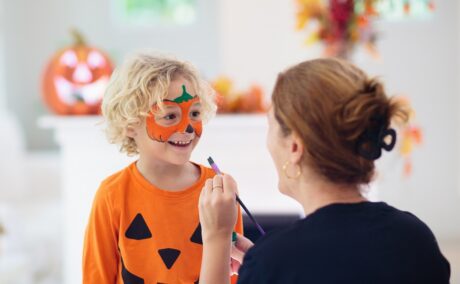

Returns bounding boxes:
[70,28,86,46]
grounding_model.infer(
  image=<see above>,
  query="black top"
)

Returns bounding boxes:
[237,202,450,284]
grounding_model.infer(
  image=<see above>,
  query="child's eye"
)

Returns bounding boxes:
[191,111,201,118]
[164,114,177,120]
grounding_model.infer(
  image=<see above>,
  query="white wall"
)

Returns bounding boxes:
[219,0,322,91]
[3,0,220,150]
[219,0,460,240]
[0,0,26,198]
[0,0,6,111]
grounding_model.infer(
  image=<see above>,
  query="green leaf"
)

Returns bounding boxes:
[170,85,195,103]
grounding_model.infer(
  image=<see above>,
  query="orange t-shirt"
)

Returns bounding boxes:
[83,162,243,284]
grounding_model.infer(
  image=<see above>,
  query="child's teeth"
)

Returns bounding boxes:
[172,141,190,145]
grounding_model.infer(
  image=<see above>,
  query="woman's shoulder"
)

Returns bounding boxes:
[242,202,441,262]
[374,202,436,237]
[377,203,443,250]
[322,201,440,246]
[312,201,436,235]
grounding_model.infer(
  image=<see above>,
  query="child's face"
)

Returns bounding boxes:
[146,83,202,143]
[129,77,202,165]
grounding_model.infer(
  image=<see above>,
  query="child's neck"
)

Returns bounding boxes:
[136,157,201,192]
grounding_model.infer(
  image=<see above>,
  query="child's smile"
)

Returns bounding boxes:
[168,140,193,146]
[167,133,196,151]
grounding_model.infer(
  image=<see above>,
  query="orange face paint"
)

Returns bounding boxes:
[146,85,202,142]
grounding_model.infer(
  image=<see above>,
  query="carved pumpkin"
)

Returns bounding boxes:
[41,30,113,115]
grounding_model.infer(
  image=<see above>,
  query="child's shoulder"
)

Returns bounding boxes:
[195,163,216,180]
[98,163,136,195]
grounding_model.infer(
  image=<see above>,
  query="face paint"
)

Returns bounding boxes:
[146,85,202,142]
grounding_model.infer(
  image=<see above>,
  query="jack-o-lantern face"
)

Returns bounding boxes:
[146,85,203,143]
[42,43,113,115]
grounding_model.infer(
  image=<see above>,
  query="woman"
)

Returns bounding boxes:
[198,58,450,283]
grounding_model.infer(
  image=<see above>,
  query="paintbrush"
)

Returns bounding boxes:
[207,157,266,236]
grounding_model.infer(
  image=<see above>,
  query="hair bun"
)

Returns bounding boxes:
[362,78,382,95]
[335,78,390,143]
[335,78,409,161]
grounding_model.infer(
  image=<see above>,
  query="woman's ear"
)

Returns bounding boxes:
[288,133,304,165]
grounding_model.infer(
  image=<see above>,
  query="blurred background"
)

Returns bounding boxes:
[1,0,460,283]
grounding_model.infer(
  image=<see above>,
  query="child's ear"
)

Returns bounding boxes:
[126,126,138,138]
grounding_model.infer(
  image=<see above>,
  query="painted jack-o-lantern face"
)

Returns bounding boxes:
[146,85,202,142]
[42,38,113,115]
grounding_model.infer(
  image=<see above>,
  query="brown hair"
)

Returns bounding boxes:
[272,58,409,186]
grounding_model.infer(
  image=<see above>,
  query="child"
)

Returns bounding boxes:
[83,51,243,283]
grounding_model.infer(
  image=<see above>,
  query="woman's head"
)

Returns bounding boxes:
[102,51,216,158]
[267,58,408,195]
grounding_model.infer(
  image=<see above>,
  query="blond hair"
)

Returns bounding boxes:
[102,51,217,155]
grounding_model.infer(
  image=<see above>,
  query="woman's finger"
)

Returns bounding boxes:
[234,233,254,253]
[212,174,224,193]
[231,245,246,263]
[230,258,241,276]
[222,174,237,198]
[200,178,213,203]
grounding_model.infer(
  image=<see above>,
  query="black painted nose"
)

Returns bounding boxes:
[185,125,194,134]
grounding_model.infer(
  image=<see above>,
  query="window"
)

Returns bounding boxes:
[355,0,434,21]
[116,0,196,26]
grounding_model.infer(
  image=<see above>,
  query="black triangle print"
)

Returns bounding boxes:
[121,257,144,284]
[190,223,202,245]
[125,213,152,240]
[194,280,199,284]
[158,248,181,269]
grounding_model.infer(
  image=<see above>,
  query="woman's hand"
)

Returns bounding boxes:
[199,174,238,241]
[198,174,239,284]
[230,234,254,275]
